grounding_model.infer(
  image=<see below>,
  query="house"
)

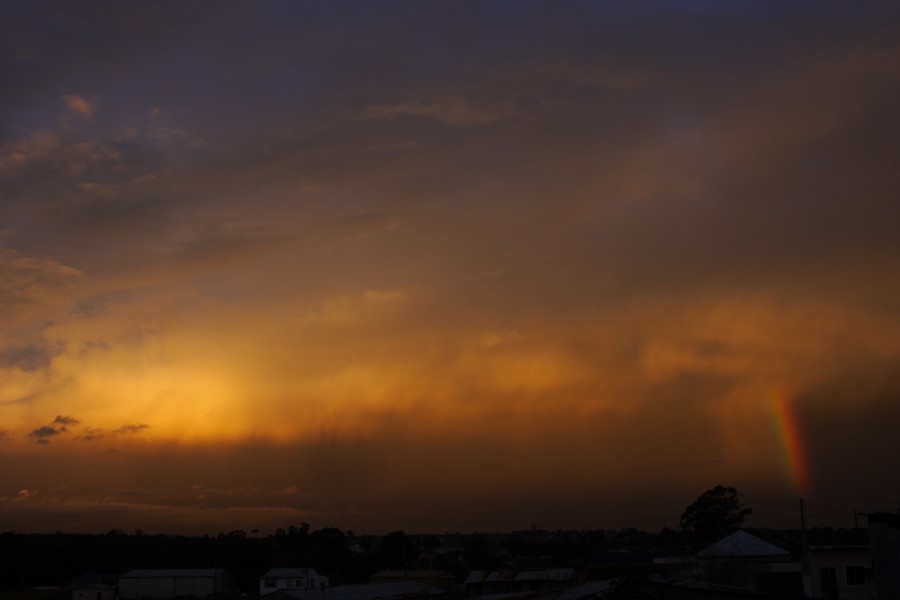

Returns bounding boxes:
[806,545,875,600]
[260,569,329,596]
[696,530,802,595]
[651,530,803,596]
[118,569,232,600]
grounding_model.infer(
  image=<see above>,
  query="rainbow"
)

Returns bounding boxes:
[767,386,810,494]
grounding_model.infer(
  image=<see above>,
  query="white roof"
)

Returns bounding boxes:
[697,531,790,558]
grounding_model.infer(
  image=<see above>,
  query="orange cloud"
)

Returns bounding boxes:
[63,94,96,119]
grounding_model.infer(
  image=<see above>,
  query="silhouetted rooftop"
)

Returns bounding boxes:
[697,531,790,558]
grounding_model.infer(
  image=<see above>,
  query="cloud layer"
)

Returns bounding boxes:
[1,2,900,533]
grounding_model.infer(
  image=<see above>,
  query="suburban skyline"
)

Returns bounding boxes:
[2,2,900,535]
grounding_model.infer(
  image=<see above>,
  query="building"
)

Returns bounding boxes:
[464,569,575,597]
[72,584,115,600]
[868,512,900,600]
[651,530,803,596]
[119,569,232,600]
[369,572,456,591]
[697,530,802,595]
[265,581,445,600]
[67,574,118,600]
[260,569,329,596]
[806,546,874,600]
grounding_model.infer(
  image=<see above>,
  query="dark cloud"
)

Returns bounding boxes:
[26,416,81,443]
[79,423,150,441]
[114,423,149,434]
[29,426,60,440]
[0,344,53,371]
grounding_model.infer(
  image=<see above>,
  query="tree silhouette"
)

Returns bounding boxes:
[679,485,752,545]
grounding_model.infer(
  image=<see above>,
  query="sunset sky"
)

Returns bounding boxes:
[2,2,900,535]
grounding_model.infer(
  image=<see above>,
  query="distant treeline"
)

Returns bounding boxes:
[0,525,868,594]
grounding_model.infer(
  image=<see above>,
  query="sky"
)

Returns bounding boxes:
[2,1,900,535]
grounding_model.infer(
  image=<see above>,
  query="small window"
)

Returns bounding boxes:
[846,565,866,586]
[265,579,277,588]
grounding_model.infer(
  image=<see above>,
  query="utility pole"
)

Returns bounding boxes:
[800,498,812,597]
[651,516,678,530]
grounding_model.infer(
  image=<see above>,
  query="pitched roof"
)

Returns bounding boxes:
[697,531,790,558]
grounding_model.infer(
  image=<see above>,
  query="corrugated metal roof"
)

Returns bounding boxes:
[465,572,517,584]
[468,591,550,600]
[371,572,452,579]
[120,569,220,579]
[278,582,442,600]
[514,570,574,582]
[465,570,575,585]
[469,581,615,600]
